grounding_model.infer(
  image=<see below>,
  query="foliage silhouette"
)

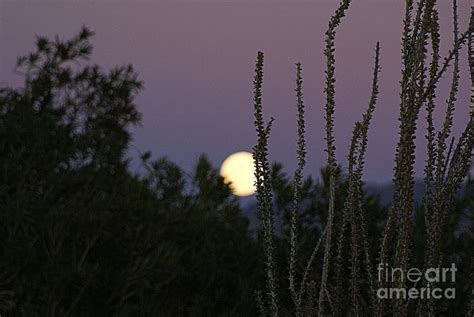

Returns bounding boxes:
[0,2,473,315]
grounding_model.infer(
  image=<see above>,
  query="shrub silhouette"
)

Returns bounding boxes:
[0,28,260,316]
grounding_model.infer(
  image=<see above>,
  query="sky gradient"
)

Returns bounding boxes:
[1,0,472,182]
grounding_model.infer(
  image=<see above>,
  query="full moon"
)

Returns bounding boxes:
[220,151,256,197]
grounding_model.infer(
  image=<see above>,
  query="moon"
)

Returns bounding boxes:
[220,151,256,197]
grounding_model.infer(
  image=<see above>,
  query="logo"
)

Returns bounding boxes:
[376,263,457,299]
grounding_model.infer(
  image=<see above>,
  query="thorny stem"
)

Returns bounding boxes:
[318,1,353,315]
[288,62,306,316]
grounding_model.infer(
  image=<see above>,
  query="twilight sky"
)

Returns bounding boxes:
[1,0,471,182]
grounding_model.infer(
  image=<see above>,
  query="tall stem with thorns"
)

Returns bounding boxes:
[252,51,279,317]
[318,1,352,315]
[288,62,307,316]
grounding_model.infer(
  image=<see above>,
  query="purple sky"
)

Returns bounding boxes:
[1,0,471,182]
